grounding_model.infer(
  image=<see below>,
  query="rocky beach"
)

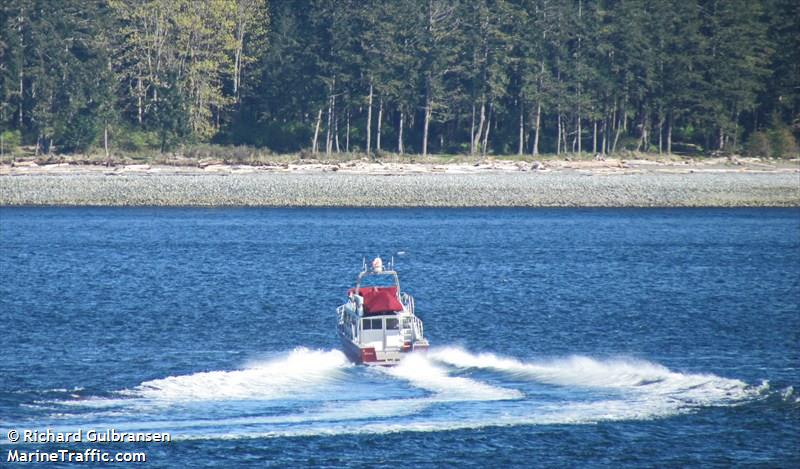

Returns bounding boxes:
[1,157,798,207]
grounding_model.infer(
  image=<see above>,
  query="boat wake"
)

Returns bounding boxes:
[125,348,352,402]
[428,347,754,406]
[382,353,523,402]
[3,346,773,441]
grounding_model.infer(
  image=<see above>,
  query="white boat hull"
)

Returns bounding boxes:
[339,334,428,366]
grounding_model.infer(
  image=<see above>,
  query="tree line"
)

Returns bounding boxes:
[1,0,798,158]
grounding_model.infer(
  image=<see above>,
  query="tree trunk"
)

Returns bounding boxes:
[137,77,143,124]
[18,7,24,127]
[473,100,485,155]
[376,98,383,151]
[532,102,541,156]
[482,104,492,157]
[612,125,622,153]
[422,98,431,157]
[667,116,672,155]
[470,104,476,155]
[335,108,340,153]
[312,108,323,154]
[518,106,524,155]
[572,123,577,153]
[534,4,546,156]
[233,37,242,98]
[18,69,23,126]
[623,108,628,131]
[233,16,246,102]
[636,111,647,152]
[593,120,597,154]
[366,82,373,154]
[658,117,663,154]
[398,110,404,155]
[612,107,623,154]
[601,119,607,154]
[326,94,333,156]
[104,124,109,161]
[557,114,562,155]
[612,104,620,136]
[576,0,582,155]
[346,110,350,152]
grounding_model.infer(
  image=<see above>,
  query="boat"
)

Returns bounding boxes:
[336,257,429,365]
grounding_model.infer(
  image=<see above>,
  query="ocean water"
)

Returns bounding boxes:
[0,207,798,467]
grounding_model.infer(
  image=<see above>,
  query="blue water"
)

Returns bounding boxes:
[1,207,798,467]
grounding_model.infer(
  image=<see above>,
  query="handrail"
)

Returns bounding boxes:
[354,270,401,294]
[409,316,423,341]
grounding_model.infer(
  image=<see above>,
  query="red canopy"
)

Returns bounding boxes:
[348,286,403,315]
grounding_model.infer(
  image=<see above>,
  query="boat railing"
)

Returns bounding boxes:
[399,292,414,314]
[355,257,400,292]
[355,270,401,293]
[408,315,423,341]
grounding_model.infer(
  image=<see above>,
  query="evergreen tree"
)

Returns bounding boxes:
[756,0,799,132]
[649,0,704,154]
[0,0,795,157]
[701,0,771,151]
[458,0,514,156]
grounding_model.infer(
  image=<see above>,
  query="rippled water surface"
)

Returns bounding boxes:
[1,207,798,467]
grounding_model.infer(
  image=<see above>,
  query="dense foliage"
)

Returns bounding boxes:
[1,0,798,157]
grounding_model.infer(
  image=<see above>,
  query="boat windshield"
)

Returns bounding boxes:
[356,271,399,290]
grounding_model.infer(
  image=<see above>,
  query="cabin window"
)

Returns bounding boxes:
[362,318,382,330]
[385,318,399,330]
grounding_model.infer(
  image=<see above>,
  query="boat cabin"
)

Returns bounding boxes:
[340,286,411,353]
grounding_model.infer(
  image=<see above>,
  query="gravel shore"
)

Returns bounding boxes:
[1,168,798,207]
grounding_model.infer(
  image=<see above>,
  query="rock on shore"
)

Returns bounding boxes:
[1,170,798,207]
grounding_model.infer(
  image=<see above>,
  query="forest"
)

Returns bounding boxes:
[0,0,798,159]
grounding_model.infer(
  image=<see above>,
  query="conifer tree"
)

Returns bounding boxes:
[702,0,771,151]
[0,0,795,156]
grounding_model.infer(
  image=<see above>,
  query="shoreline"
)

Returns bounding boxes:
[1,159,798,208]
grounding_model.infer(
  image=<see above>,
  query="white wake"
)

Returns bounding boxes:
[124,347,351,401]
[17,346,769,441]
[381,352,523,401]
[428,347,756,406]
